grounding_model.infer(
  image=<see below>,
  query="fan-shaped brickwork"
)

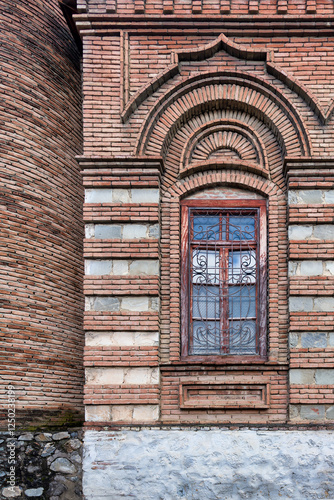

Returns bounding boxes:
[180,119,268,173]
[135,72,312,164]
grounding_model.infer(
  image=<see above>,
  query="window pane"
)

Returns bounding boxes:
[192,216,220,240]
[229,251,256,284]
[192,285,220,319]
[192,249,219,285]
[192,320,221,354]
[229,285,256,318]
[229,216,255,240]
[229,320,257,354]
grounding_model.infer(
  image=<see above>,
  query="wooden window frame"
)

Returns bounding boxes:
[181,199,267,364]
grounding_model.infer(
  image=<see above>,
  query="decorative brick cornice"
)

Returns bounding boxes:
[284,158,334,188]
[122,33,333,126]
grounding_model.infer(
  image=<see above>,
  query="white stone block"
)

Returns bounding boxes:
[85,260,113,275]
[112,189,131,203]
[324,190,334,203]
[132,405,160,422]
[112,260,129,275]
[288,190,323,205]
[121,296,150,311]
[95,224,122,239]
[85,189,113,203]
[85,405,112,422]
[123,367,159,385]
[288,225,313,240]
[111,405,133,422]
[313,224,334,240]
[315,369,334,385]
[313,297,334,312]
[86,368,125,385]
[86,331,159,347]
[122,224,148,239]
[325,262,334,275]
[289,297,313,312]
[288,261,299,277]
[86,296,120,312]
[129,260,159,276]
[131,188,160,203]
[289,369,315,385]
[85,224,95,239]
[299,260,323,276]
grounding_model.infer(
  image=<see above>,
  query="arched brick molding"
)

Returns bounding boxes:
[122,33,334,126]
[135,72,312,160]
[180,119,269,175]
[159,169,288,368]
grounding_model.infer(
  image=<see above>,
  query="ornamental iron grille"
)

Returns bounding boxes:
[189,207,260,355]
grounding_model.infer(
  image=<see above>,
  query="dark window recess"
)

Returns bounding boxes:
[181,200,267,360]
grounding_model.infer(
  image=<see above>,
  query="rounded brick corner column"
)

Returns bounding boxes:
[0,0,84,427]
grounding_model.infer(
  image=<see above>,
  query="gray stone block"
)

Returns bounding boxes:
[324,190,334,203]
[326,406,334,420]
[149,224,160,238]
[289,332,299,348]
[288,261,298,277]
[300,260,323,276]
[315,369,334,385]
[300,405,325,420]
[95,225,122,239]
[289,297,313,312]
[85,224,95,239]
[112,189,130,203]
[113,260,129,275]
[85,189,113,203]
[151,297,160,312]
[121,297,149,312]
[288,225,313,240]
[301,332,327,348]
[313,224,334,240]
[289,369,314,385]
[131,188,160,203]
[85,260,113,276]
[289,404,299,419]
[289,190,323,204]
[299,190,323,204]
[325,261,334,275]
[329,333,334,346]
[313,297,334,312]
[129,260,159,276]
[122,224,148,239]
[90,297,120,312]
[288,191,298,205]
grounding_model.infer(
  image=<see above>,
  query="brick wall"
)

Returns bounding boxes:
[73,1,334,428]
[0,0,83,427]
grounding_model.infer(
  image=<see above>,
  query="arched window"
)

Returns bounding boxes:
[181,191,267,361]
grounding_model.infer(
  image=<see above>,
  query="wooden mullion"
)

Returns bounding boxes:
[181,205,190,357]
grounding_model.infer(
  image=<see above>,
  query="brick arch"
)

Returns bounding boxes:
[165,168,283,199]
[159,169,288,364]
[135,72,311,160]
[180,119,268,172]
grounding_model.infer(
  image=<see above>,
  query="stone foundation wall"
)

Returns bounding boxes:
[0,429,82,500]
[83,429,334,500]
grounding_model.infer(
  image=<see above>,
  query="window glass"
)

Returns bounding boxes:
[183,203,266,357]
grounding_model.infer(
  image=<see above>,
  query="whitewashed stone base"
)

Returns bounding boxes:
[83,429,334,499]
